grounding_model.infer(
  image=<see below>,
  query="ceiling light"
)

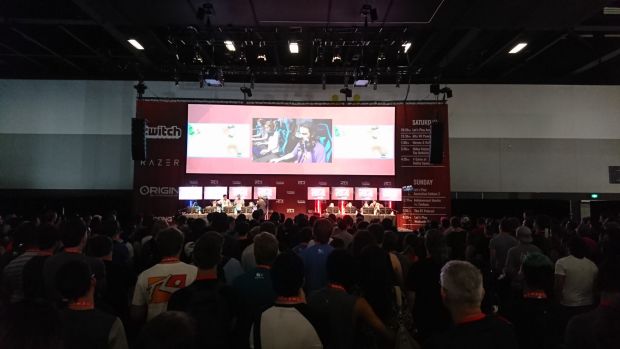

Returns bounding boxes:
[257,53,267,62]
[224,40,236,52]
[128,39,144,50]
[353,79,369,87]
[332,53,341,63]
[402,42,411,53]
[603,7,620,15]
[509,42,528,54]
[289,42,299,54]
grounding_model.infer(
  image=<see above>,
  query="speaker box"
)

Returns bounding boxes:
[429,121,444,164]
[131,118,147,160]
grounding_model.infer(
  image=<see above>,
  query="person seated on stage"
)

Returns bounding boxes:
[253,120,281,159]
[211,201,218,207]
[269,122,326,164]
[218,195,232,208]
[234,195,245,213]
[327,203,339,214]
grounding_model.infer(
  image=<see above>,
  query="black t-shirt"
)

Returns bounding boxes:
[446,230,467,260]
[167,279,239,348]
[59,308,121,349]
[307,288,357,349]
[424,315,517,349]
[406,258,451,341]
[565,305,620,349]
[100,260,135,320]
[503,297,553,349]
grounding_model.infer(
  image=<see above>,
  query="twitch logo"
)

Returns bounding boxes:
[146,125,182,139]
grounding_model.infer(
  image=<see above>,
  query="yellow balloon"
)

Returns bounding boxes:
[331,94,340,102]
[353,94,361,102]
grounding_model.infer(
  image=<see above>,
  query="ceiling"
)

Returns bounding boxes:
[1,0,620,85]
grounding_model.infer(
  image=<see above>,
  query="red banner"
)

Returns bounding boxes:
[133,101,450,230]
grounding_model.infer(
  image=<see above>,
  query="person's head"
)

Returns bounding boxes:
[156,227,184,258]
[174,214,187,227]
[222,194,228,200]
[136,311,196,349]
[254,232,279,266]
[55,260,94,302]
[42,209,58,224]
[85,235,113,260]
[271,252,304,297]
[326,249,356,289]
[35,224,59,251]
[236,194,241,200]
[101,219,120,239]
[516,226,533,244]
[450,217,460,229]
[235,220,250,237]
[259,221,277,235]
[568,236,587,259]
[299,226,313,244]
[382,231,400,252]
[193,232,223,270]
[440,261,484,311]
[337,219,347,231]
[521,253,553,291]
[297,122,314,143]
[313,218,333,244]
[425,229,448,263]
[252,209,263,221]
[499,217,519,235]
[294,213,309,227]
[61,217,88,249]
[367,223,385,245]
[352,229,377,257]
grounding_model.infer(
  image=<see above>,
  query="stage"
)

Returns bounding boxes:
[182,212,396,223]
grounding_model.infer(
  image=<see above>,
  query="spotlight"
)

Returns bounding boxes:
[224,40,236,52]
[257,53,267,62]
[128,39,144,50]
[339,87,352,98]
[430,83,453,99]
[332,53,341,63]
[134,80,147,98]
[289,42,299,54]
[508,42,527,54]
[402,42,412,53]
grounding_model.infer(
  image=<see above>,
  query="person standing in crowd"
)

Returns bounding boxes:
[55,260,128,349]
[167,232,239,349]
[533,215,552,256]
[250,252,323,349]
[131,227,197,324]
[424,260,517,349]
[300,218,334,294]
[503,226,541,287]
[504,253,554,349]
[565,256,620,349]
[134,311,196,349]
[43,217,106,303]
[308,249,393,349]
[489,217,519,274]
[554,237,599,333]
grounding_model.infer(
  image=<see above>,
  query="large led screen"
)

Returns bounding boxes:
[186,105,395,175]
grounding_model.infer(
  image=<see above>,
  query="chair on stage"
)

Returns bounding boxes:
[361,207,374,215]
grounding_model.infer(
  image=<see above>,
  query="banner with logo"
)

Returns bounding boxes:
[134,101,450,230]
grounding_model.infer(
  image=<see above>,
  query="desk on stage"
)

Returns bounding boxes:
[322,213,396,223]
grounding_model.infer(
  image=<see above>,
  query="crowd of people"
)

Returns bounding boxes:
[0,208,619,349]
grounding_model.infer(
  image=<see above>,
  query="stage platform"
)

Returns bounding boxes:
[183,212,395,223]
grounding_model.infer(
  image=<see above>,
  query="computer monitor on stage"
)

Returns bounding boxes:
[307,187,330,200]
[379,188,402,201]
[178,186,203,200]
[331,187,354,200]
[355,187,377,201]
[229,186,253,200]
[253,186,277,199]
[203,186,228,200]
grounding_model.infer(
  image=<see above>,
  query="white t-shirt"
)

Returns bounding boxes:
[555,255,598,307]
[132,261,198,320]
[250,306,322,349]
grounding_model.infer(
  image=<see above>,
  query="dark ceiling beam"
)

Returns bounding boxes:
[71,0,157,70]
[58,25,106,60]
[575,25,620,32]
[10,27,85,73]
[0,18,97,26]
[468,31,522,76]
[501,32,568,78]
[438,28,480,69]
[0,42,46,68]
[572,46,620,75]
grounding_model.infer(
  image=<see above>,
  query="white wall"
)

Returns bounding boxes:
[1,79,619,192]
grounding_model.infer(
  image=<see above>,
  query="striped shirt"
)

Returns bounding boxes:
[2,251,38,302]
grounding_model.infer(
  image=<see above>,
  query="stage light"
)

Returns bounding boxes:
[257,53,267,62]
[224,40,236,52]
[509,42,527,54]
[128,39,144,50]
[402,42,411,53]
[332,53,341,63]
[353,79,369,87]
[134,80,147,98]
[603,7,620,15]
[289,42,299,54]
